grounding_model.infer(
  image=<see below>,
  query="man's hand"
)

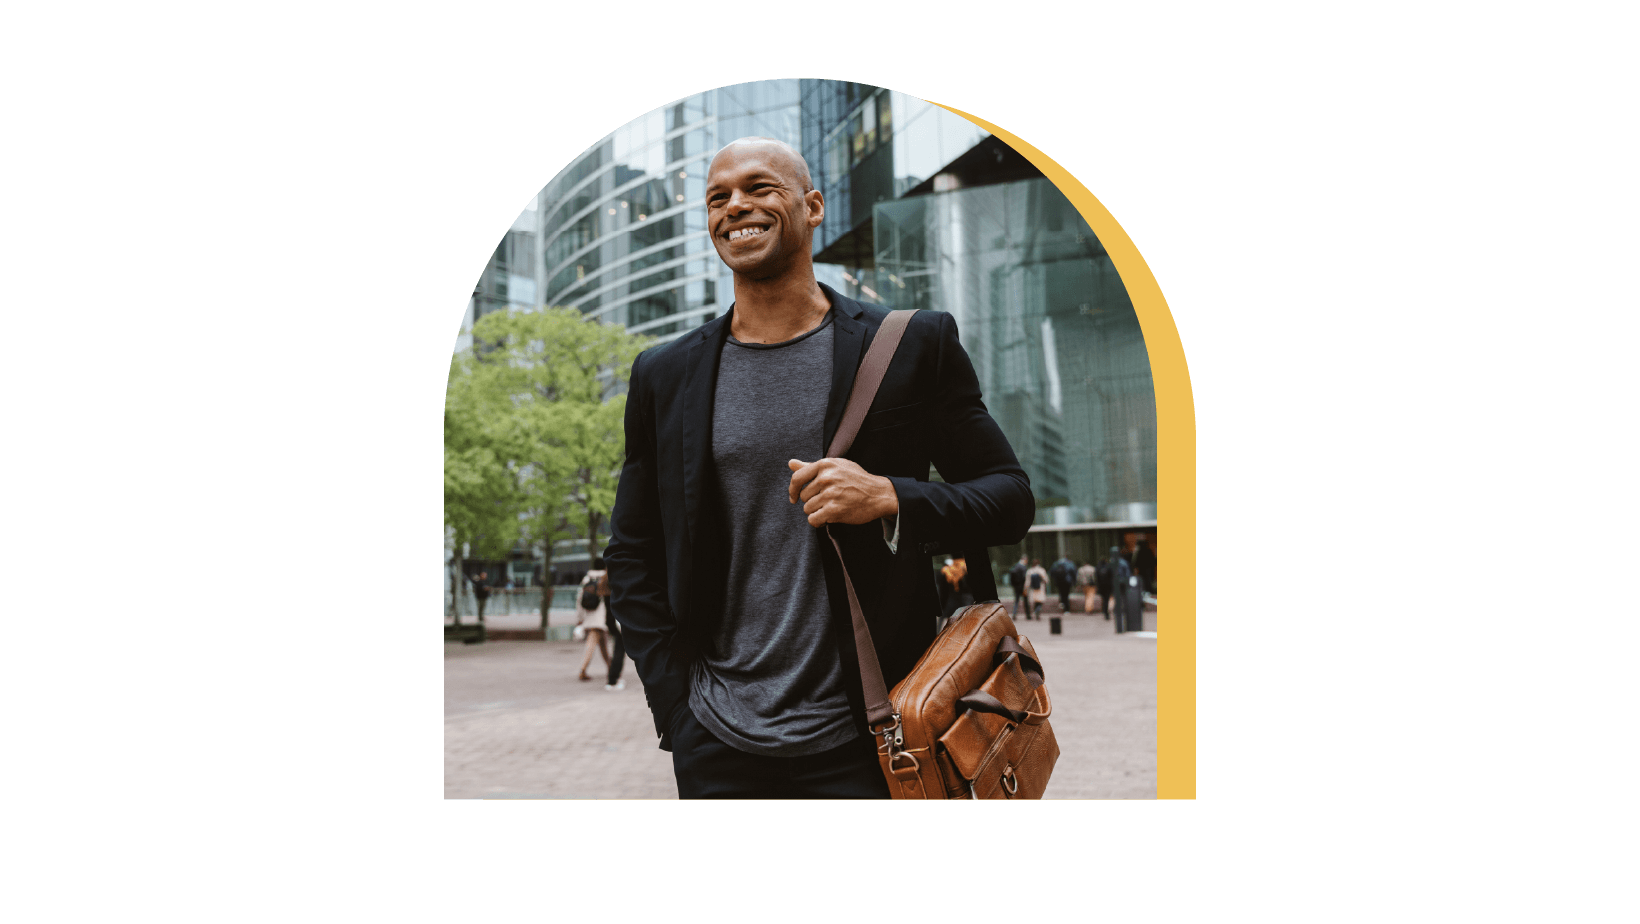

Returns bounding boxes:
[787,458,899,527]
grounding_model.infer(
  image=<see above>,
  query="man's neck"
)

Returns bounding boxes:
[729,268,831,344]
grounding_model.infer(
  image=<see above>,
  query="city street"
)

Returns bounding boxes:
[445,598,1157,799]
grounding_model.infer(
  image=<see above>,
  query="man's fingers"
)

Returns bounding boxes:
[799,470,831,503]
[787,458,819,503]
[789,457,846,503]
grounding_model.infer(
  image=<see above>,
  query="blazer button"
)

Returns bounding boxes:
[921,541,941,554]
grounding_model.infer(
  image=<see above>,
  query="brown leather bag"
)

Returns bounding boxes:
[825,310,1060,799]
[880,603,1058,799]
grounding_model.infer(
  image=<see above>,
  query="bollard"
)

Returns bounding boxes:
[1049,616,1062,635]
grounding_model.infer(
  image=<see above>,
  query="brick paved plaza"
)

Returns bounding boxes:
[445,597,1156,799]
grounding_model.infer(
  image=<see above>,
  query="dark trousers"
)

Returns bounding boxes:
[1100,588,1113,619]
[669,708,890,799]
[1012,588,1027,617]
[606,619,625,684]
[1055,583,1072,612]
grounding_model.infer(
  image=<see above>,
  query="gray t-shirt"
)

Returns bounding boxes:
[687,312,857,757]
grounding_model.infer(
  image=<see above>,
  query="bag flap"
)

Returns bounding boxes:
[939,708,1011,780]
[936,652,1035,779]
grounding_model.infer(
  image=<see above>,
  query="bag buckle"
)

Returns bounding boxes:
[879,715,905,751]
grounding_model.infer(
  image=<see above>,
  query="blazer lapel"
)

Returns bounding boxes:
[681,311,732,549]
[822,283,870,454]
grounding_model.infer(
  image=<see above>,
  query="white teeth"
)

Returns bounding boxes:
[729,227,765,241]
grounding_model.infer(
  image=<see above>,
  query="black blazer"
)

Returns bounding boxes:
[606,283,1034,748]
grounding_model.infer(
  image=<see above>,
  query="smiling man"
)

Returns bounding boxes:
[605,137,1033,799]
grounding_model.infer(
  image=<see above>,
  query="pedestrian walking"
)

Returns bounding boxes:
[1024,559,1050,621]
[1077,560,1099,613]
[472,570,491,624]
[1006,554,1029,619]
[1096,551,1120,621]
[1050,554,1077,613]
[1101,547,1134,632]
[575,558,612,682]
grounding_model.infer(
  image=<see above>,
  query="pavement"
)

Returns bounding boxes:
[445,594,1156,799]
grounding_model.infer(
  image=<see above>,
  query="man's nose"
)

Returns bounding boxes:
[725,187,753,214]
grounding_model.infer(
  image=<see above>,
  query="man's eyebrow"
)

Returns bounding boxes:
[706,170,782,191]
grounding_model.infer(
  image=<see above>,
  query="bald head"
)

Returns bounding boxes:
[711,136,812,193]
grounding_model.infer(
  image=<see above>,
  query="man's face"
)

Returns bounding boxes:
[705,142,824,280]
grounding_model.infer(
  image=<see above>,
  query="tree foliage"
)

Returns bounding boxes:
[444,307,650,584]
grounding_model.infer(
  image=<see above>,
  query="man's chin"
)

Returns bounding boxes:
[721,253,784,280]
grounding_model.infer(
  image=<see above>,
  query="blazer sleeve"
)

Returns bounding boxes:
[605,350,692,740]
[886,311,1035,553]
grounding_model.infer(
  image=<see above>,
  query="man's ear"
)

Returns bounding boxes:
[805,188,825,228]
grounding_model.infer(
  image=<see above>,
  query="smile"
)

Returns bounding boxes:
[727,227,767,241]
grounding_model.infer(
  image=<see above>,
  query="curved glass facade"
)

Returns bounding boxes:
[874,180,1155,528]
[536,81,802,342]
[798,80,1159,582]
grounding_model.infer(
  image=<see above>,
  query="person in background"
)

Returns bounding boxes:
[1096,550,1120,622]
[1024,559,1050,621]
[1102,547,1134,632]
[1077,559,1100,613]
[1007,554,1029,619]
[576,557,612,682]
[472,570,491,624]
[1050,553,1077,613]
[939,556,972,621]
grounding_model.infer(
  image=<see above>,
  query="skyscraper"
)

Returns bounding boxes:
[459,81,803,350]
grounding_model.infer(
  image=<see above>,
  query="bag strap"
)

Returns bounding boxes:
[824,309,917,459]
[823,309,917,729]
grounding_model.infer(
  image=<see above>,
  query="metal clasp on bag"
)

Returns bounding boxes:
[879,712,905,754]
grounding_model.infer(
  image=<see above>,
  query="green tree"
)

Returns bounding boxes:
[444,307,649,625]
[444,389,519,625]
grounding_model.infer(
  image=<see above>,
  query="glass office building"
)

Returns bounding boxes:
[799,80,1159,584]
[453,82,805,577]
[535,81,802,342]
[873,182,1156,527]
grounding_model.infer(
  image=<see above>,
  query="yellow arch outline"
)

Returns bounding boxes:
[933,103,1197,800]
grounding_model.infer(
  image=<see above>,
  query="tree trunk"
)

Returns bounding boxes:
[585,509,603,562]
